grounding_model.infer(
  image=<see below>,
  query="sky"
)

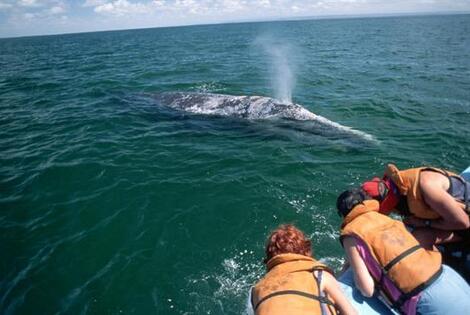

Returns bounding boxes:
[0,0,469,38]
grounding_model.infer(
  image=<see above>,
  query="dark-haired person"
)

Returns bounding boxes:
[361,163,470,279]
[337,188,470,315]
[248,224,357,315]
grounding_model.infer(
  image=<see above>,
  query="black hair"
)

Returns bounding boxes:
[336,188,369,217]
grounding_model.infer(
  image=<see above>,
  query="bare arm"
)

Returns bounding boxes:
[409,227,458,248]
[343,236,375,298]
[419,171,469,230]
[322,271,358,315]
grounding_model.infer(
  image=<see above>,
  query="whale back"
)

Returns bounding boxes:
[153,91,376,142]
[153,92,316,120]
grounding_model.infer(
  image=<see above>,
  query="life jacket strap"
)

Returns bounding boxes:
[253,290,335,311]
[421,167,450,178]
[375,244,436,311]
[392,266,443,310]
[313,269,338,315]
[463,177,469,213]
[383,244,422,272]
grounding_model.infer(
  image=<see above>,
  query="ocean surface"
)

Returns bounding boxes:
[1,14,470,314]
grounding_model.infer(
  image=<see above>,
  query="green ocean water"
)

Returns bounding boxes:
[1,14,470,314]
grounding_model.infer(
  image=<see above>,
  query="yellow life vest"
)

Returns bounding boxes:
[341,200,442,297]
[251,253,337,315]
[385,164,458,219]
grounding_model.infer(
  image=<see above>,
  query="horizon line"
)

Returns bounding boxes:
[1,10,469,40]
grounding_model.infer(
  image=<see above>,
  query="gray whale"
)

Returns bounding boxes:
[153,92,376,142]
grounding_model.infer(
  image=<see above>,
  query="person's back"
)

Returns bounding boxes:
[337,188,470,315]
[249,224,357,315]
[362,164,469,229]
[252,253,336,315]
[362,164,470,280]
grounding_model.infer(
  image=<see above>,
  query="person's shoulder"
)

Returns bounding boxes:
[419,170,448,190]
[321,268,338,285]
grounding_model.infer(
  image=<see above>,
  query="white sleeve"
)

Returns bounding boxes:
[245,287,255,315]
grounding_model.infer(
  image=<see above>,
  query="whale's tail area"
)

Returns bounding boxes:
[153,92,377,143]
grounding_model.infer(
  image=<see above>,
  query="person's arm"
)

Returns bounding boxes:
[322,271,358,315]
[408,226,458,248]
[343,236,375,298]
[418,171,469,230]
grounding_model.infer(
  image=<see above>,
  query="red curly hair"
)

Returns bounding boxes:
[264,224,312,264]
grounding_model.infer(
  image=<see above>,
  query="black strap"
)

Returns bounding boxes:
[421,167,449,178]
[392,266,443,309]
[253,290,334,311]
[463,178,469,213]
[376,244,424,311]
[383,245,422,272]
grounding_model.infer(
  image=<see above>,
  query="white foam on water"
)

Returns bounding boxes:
[192,82,226,93]
[213,251,263,299]
[185,249,263,314]
[319,256,346,271]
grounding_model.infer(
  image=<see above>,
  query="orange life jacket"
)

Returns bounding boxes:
[251,253,337,315]
[385,164,459,219]
[341,200,442,311]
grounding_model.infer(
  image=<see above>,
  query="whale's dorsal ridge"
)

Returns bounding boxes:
[153,91,376,142]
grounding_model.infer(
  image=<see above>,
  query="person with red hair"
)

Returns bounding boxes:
[248,224,357,315]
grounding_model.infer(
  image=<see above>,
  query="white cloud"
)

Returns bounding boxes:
[152,0,164,6]
[8,0,67,21]
[77,0,470,24]
[3,0,470,38]
[221,0,245,12]
[165,0,202,15]
[48,5,64,14]
[23,12,35,18]
[0,1,13,9]
[258,0,271,8]
[94,0,148,15]
[18,0,41,7]
[89,0,213,16]
[291,4,300,12]
[83,0,107,7]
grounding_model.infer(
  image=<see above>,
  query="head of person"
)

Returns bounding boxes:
[336,188,369,218]
[361,176,400,214]
[264,224,312,264]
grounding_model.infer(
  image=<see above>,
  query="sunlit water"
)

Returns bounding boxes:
[1,14,470,314]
